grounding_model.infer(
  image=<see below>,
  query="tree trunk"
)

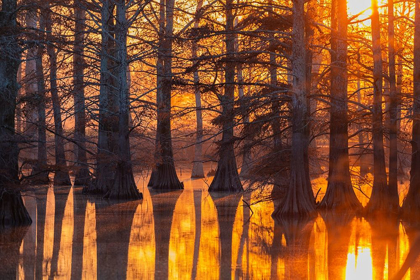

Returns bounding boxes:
[85,1,116,194]
[318,0,362,212]
[387,0,400,212]
[0,0,32,227]
[22,10,38,165]
[31,9,50,184]
[208,0,243,192]
[104,0,142,200]
[150,0,183,190]
[269,0,288,198]
[235,18,252,177]
[191,0,205,179]
[272,0,315,217]
[402,0,420,215]
[357,75,370,177]
[45,7,71,186]
[366,0,389,214]
[73,0,91,186]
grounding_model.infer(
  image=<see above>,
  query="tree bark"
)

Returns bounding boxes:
[0,0,32,227]
[31,9,50,184]
[387,0,400,212]
[191,0,205,179]
[272,0,315,217]
[402,0,420,215]
[357,75,370,177]
[73,0,91,186]
[366,0,390,214]
[208,0,243,192]
[45,6,71,186]
[150,0,184,190]
[85,1,117,194]
[318,0,362,212]
[104,0,142,200]
[22,10,38,165]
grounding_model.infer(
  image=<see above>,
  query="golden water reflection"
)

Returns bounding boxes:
[11,183,420,280]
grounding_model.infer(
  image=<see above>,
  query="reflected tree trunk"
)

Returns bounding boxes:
[212,193,242,279]
[96,200,138,279]
[150,190,182,279]
[0,227,29,278]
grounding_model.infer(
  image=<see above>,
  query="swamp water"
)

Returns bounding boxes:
[0,174,419,280]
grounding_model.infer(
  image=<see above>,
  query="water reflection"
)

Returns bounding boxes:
[5,183,420,280]
[82,200,97,280]
[127,187,155,279]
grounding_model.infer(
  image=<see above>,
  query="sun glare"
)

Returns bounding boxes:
[347,0,372,16]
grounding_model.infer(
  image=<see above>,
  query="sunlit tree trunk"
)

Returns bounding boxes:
[191,0,205,179]
[31,9,50,184]
[73,0,90,186]
[273,0,315,217]
[366,0,389,214]
[357,76,370,177]
[402,0,420,215]
[45,7,71,186]
[387,0,400,211]
[0,0,32,226]
[318,0,361,211]
[208,0,243,192]
[150,0,183,190]
[104,0,142,199]
[85,1,116,194]
[306,0,323,178]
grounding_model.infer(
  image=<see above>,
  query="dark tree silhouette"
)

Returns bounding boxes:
[366,0,390,214]
[402,0,420,216]
[208,0,243,192]
[149,0,183,190]
[45,5,72,186]
[84,0,117,195]
[104,0,142,200]
[318,0,362,212]
[272,0,316,217]
[73,0,91,186]
[0,0,32,227]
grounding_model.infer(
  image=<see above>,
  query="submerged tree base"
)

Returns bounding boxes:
[104,162,142,200]
[272,171,316,218]
[74,167,91,186]
[151,163,183,190]
[191,161,205,179]
[0,190,32,227]
[53,171,72,186]
[29,168,50,185]
[317,181,363,213]
[208,158,243,192]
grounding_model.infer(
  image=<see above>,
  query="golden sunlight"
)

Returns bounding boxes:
[347,0,371,16]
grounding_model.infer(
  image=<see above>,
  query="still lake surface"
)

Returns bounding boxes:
[1,172,419,280]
